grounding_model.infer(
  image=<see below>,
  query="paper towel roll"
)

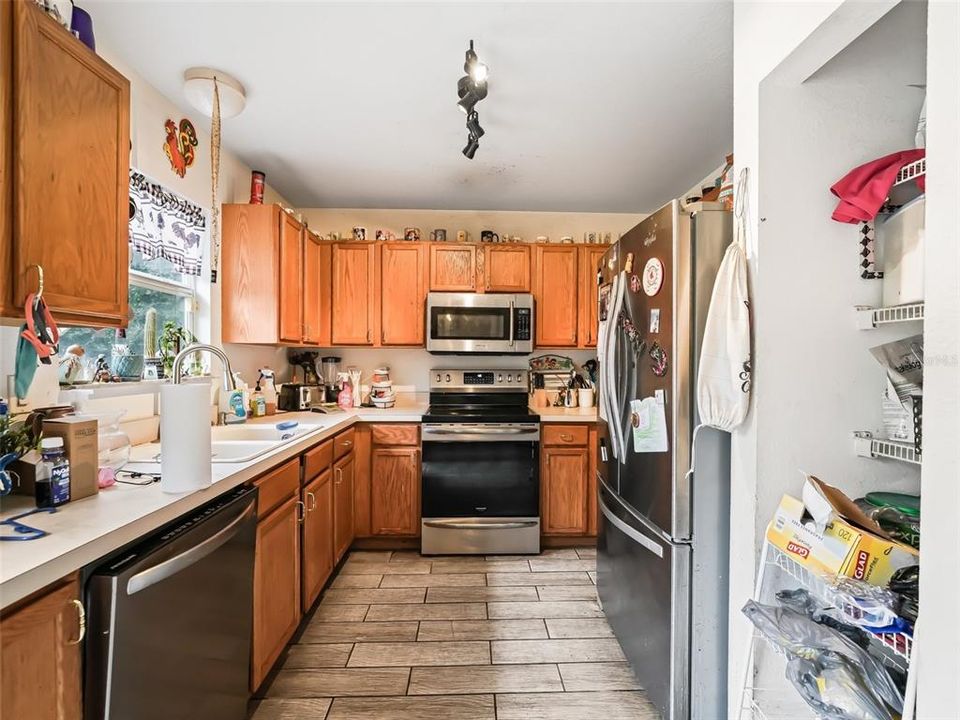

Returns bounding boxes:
[159,382,212,494]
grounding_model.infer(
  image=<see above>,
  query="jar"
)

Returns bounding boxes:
[36,437,70,507]
[88,411,131,471]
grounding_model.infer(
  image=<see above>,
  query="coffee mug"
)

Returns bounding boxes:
[404,227,421,241]
[536,235,549,243]
[481,230,499,243]
[456,230,468,242]
[375,229,392,241]
[431,229,447,242]
[352,227,367,241]
[578,388,595,408]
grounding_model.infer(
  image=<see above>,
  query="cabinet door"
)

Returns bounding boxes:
[380,242,426,345]
[429,244,476,291]
[251,496,301,690]
[0,577,82,720]
[534,245,579,347]
[333,453,355,562]
[13,2,130,327]
[302,231,323,345]
[483,245,530,292]
[541,446,589,535]
[578,246,606,348]
[370,447,420,536]
[278,212,304,343]
[302,469,334,611]
[331,244,375,345]
[0,1,12,318]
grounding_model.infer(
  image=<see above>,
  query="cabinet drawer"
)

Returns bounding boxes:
[333,428,356,460]
[542,424,589,447]
[371,423,419,446]
[303,439,333,481]
[254,459,300,516]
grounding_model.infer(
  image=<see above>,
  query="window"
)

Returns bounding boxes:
[59,171,205,375]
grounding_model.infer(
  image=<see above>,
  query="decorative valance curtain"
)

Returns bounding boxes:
[128,170,207,277]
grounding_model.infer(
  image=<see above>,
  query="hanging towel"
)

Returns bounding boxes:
[830,149,925,224]
[696,169,752,432]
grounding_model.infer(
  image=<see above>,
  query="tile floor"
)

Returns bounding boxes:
[249,547,659,720]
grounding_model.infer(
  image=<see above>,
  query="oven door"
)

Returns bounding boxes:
[426,292,533,354]
[421,423,539,517]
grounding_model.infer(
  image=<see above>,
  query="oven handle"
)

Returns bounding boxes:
[423,519,539,531]
[509,299,515,347]
[422,427,540,442]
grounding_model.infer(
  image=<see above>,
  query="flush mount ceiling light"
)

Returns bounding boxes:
[457,40,488,159]
[183,67,247,119]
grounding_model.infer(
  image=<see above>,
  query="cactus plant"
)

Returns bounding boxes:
[143,307,158,358]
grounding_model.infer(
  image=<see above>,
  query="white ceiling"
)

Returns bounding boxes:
[87,1,732,212]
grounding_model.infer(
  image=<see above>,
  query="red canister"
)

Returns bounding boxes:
[249,170,265,204]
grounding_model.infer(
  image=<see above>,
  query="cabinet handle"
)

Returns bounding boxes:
[340,440,353,448]
[367,329,371,343]
[335,467,342,485]
[66,599,85,646]
[306,491,317,511]
[560,433,574,442]
[296,500,306,523]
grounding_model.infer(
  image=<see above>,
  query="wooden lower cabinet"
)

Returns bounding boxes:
[540,423,596,537]
[251,494,301,691]
[333,451,355,563]
[0,577,83,720]
[301,469,334,611]
[370,446,421,536]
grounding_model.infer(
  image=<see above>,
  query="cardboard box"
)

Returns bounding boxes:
[766,476,918,586]
[42,416,99,501]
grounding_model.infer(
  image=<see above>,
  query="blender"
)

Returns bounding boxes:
[321,356,341,402]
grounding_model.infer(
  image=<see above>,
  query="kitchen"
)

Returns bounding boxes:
[1,2,958,720]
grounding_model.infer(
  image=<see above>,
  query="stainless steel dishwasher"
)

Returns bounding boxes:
[85,485,257,720]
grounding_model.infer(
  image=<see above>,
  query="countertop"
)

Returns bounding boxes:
[0,393,596,609]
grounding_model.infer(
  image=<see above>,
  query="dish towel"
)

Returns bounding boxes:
[696,168,752,433]
[830,149,926,223]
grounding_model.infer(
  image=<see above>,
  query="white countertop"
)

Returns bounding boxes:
[0,392,596,608]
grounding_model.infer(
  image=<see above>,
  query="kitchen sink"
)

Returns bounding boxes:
[127,422,321,465]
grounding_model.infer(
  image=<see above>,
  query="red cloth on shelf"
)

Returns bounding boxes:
[830,149,926,223]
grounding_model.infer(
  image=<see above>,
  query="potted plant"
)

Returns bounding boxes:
[159,321,197,379]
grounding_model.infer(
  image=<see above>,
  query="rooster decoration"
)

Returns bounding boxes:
[163,118,198,178]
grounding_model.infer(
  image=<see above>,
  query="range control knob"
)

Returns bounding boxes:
[435,373,442,383]
[498,374,503,383]
[445,373,452,382]
[506,374,513,383]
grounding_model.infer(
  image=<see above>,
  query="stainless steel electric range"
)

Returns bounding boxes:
[420,368,540,555]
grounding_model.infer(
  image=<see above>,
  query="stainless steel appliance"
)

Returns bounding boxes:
[86,485,257,720]
[596,200,732,720]
[421,368,540,554]
[426,292,534,354]
[321,355,342,402]
[278,383,323,411]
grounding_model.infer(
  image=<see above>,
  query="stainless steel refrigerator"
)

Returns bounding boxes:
[596,199,732,720]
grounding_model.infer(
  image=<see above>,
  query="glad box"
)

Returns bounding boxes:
[766,492,917,586]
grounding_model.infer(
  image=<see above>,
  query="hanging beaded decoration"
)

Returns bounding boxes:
[620,311,646,357]
[649,341,668,377]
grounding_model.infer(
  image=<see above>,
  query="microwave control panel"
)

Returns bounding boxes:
[514,308,532,340]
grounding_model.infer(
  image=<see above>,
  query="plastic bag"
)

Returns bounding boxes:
[786,654,896,720]
[776,588,870,649]
[742,600,903,716]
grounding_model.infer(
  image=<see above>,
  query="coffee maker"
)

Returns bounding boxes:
[321,356,341,402]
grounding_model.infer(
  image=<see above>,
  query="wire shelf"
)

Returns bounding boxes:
[853,433,922,465]
[766,544,913,671]
[855,302,925,329]
[893,158,926,187]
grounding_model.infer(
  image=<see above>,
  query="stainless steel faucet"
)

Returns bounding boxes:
[171,343,240,425]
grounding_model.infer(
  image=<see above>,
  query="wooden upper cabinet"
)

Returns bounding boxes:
[9,1,129,327]
[1,576,83,720]
[278,211,304,343]
[331,243,376,345]
[0,2,12,319]
[482,245,530,293]
[429,244,476,291]
[541,445,590,535]
[380,242,426,345]
[578,246,606,348]
[370,446,420,536]
[302,230,323,345]
[533,245,579,347]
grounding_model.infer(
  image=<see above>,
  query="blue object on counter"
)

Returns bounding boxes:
[1,507,57,541]
[275,421,299,431]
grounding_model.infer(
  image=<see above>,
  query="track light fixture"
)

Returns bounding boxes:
[457,40,488,159]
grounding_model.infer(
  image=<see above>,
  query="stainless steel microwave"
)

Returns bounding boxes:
[426,292,534,354]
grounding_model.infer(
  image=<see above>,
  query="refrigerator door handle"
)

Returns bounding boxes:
[598,492,664,558]
[605,272,627,460]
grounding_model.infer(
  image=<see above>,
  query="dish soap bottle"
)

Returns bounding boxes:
[336,372,353,410]
[36,437,70,507]
[259,368,278,415]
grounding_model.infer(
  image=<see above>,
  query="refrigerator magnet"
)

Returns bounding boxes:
[649,342,668,377]
[649,308,661,334]
[620,311,645,357]
[642,257,664,296]
[629,274,641,293]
